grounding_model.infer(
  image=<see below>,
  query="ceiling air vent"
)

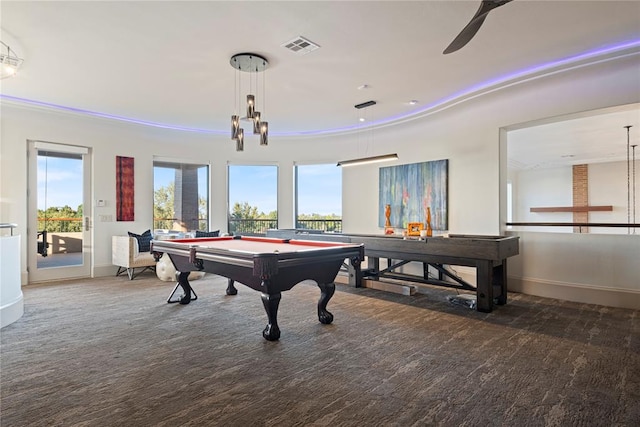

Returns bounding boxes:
[281,36,320,55]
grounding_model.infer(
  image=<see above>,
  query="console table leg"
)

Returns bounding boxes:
[494,261,507,305]
[368,257,380,280]
[476,261,494,313]
[349,256,363,287]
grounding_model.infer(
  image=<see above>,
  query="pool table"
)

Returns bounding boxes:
[150,236,364,341]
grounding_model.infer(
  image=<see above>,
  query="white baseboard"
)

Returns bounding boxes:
[93,264,118,278]
[0,293,24,328]
[447,268,639,310]
[23,266,118,283]
[509,276,640,310]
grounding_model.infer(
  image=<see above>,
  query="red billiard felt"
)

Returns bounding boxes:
[164,236,352,254]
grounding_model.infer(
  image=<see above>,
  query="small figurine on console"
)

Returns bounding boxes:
[426,207,433,237]
[384,204,394,235]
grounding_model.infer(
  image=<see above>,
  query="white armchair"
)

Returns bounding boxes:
[112,236,156,280]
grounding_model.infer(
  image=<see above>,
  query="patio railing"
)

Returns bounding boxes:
[228,219,278,235]
[153,217,343,235]
[154,218,208,231]
[296,219,342,233]
[228,218,342,235]
[37,217,83,232]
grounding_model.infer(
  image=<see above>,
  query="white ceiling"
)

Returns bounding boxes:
[508,104,640,170]
[1,1,639,167]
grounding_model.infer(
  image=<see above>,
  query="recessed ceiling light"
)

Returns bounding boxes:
[408,100,419,105]
[359,117,366,122]
[358,84,370,90]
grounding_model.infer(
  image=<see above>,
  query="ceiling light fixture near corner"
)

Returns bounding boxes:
[409,100,419,105]
[281,36,320,55]
[337,154,399,167]
[358,84,370,90]
[0,41,23,79]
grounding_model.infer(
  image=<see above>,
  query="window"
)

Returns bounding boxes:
[295,163,342,232]
[228,164,278,234]
[153,160,209,232]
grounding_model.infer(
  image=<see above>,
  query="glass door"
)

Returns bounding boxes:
[27,141,92,282]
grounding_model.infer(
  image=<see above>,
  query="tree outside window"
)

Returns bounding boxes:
[37,153,84,233]
[228,165,278,234]
[295,164,342,232]
[154,161,209,231]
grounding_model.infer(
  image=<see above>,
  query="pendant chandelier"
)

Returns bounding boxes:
[230,53,269,151]
[0,40,23,79]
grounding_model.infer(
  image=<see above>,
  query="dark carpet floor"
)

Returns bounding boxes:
[1,274,638,427]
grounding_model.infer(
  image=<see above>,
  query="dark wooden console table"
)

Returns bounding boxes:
[266,230,519,313]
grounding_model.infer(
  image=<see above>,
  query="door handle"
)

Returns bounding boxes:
[85,216,90,231]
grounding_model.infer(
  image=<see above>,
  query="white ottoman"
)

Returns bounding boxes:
[155,253,205,282]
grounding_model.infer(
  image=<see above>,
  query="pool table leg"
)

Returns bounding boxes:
[317,282,335,324]
[226,279,238,295]
[166,271,197,305]
[261,290,281,341]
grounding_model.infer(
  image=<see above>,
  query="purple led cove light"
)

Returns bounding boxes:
[276,39,640,137]
[281,38,640,137]
[1,39,638,137]
[0,95,225,134]
[372,38,640,130]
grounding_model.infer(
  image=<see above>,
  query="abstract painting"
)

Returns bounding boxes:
[116,156,135,221]
[379,159,448,230]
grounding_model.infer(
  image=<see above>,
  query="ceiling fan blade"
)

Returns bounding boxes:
[443,15,488,55]
[443,0,514,55]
